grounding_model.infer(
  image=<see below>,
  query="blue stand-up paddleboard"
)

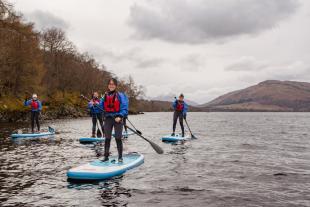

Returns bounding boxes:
[67,152,144,180]
[79,137,105,144]
[112,131,135,138]
[79,131,134,144]
[11,127,55,139]
[161,134,191,142]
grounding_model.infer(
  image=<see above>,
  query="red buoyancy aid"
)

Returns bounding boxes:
[31,100,39,110]
[176,101,184,112]
[104,92,120,113]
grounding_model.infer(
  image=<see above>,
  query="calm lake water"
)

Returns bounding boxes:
[0,112,310,207]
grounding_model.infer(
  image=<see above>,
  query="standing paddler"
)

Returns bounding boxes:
[102,78,129,162]
[171,94,188,137]
[24,94,42,133]
[88,91,104,137]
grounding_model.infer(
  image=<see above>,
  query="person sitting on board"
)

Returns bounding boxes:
[88,91,104,138]
[24,94,42,133]
[171,94,188,137]
[102,78,129,163]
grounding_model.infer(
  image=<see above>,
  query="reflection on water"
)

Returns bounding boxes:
[1,113,310,206]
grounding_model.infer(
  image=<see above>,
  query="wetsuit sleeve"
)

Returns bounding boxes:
[99,98,104,112]
[24,99,31,106]
[38,101,42,111]
[119,93,128,117]
[172,100,177,110]
[88,101,94,108]
[101,97,105,112]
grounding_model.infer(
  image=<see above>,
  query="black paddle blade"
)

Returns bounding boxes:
[125,125,164,154]
[97,128,102,138]
[149,141,164,154]
[191,134,198,139]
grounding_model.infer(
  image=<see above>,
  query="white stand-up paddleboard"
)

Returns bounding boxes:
[67,152,144,180]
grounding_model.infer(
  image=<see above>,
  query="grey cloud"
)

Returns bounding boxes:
[85,45,167,69]
[25,10,70,30]
[179,54,204,71]
[227,59,310,83]
[129,0,299,43]
[135,58,165,68]
[225,57,268,71]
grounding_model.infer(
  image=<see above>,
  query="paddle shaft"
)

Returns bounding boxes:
[126,117,142,135]
[96,118,103,137]
[184,119,194,136]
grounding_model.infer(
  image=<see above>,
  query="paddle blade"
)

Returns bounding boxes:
[48,126,55,133]
[148,140,164,154]
[125,125,163,154]
[97,128,102,138]
[191,134,198,139]
[136,130,142,135]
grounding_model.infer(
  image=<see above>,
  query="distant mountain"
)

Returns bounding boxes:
[201,80,310,112]
[151,94,200,106]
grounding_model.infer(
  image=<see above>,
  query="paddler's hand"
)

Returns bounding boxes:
[115,117,122,123]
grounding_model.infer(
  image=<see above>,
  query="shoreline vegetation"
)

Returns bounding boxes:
[0,1,145,122]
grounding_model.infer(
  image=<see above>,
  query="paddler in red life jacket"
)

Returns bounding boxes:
[172,94,188,137]
[24,94,42,133]
[88,92,104,137]
[102,78,129,163]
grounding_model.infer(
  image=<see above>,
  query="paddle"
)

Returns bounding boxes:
[80,94,164,154]
[184,119,197,139]
[125,125,164,154]
[48,126,55,133]
[174,97,197,139]
[96,119,103,137]
[126,117,142,135]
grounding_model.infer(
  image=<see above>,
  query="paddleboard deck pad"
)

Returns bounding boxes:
[67,152,144,180]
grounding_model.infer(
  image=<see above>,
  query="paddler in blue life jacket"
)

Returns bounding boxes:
[24,94,42,133]
[88,92,104,137]
[102,78,129,163]
[172,94,188,137]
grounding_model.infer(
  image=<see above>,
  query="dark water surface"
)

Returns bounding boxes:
[0,112,310,207]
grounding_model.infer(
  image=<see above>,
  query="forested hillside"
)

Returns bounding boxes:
[0,0,143,121]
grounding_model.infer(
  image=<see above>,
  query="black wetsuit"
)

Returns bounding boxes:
[31,111,40,133]
[92,113,104,136]
[173,111,184,136]
[104,116,123,159]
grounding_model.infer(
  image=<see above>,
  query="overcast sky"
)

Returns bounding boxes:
[12,0,310,104]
